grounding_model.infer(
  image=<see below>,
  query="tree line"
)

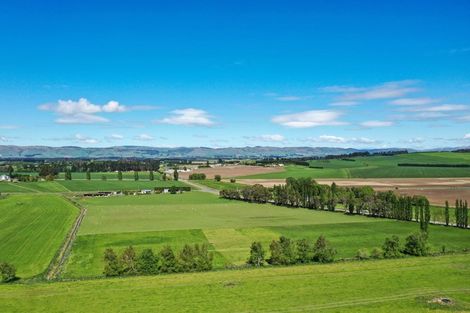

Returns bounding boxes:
[220,178,432,227]
[247,231,431,269]
[103,244,213,277]
[454,199,469,228]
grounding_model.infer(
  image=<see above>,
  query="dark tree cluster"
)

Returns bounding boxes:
[188,173,206,180]
[220,178,431,225]
[0,262,17,283]
[103,244,213,277]
[455,199,469,228]
[247,235,336,267]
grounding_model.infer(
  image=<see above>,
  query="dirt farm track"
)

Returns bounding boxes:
[236,178,470,207]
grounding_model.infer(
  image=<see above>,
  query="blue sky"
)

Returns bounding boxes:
[1,0,470,149]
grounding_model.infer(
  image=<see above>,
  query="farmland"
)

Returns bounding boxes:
[241,152,470,179]
[3,254,470,313]
[0,195,78,278]
[0,179,187,193]
[61,192,470,279]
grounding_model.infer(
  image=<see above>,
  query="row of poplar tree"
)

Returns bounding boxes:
[450,199,469,228]
[220,178,432,225]
[103,244,213,277]
[65,170,157,181]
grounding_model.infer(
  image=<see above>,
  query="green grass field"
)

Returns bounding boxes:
[194,179,247,190]
[0,195,79,278]
[241,152,470,179]
[0,180,187,193]
[4,254,470,313]
[62,192,470,279]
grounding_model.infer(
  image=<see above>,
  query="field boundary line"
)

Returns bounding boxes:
[45,197,87,280]
[182,179,219,195]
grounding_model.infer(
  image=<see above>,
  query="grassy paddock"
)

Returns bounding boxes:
[194,179,247,190]
[241,152,470,179]
[2,254,470,313]
[63,192,470,278]
[0,180,188,193]
[0,195,79,278]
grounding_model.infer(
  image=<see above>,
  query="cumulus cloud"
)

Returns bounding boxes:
[135,134,154,141]
[323,80,419,102]
[75,134,99,144]
[157,108,215,126]
[245,134,285,142]
[272,110,345,128]
[389,98,437,106]
[106,134,124,141]
[360,120,394,128]
[39,98,156,124]
[102,100,126,112]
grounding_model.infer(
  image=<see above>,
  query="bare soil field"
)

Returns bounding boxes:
[179,165,283,179]
[236,178,470,206]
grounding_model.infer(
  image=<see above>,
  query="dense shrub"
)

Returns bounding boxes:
[370,247,383,259]
[403,232,429,256]
[247,242,265,267]
[382,236,402,258]
[356,248,370,260]
[189,173,206,180]
[313,235,336,263]
[214,175,221,182]
[0,262,17,282]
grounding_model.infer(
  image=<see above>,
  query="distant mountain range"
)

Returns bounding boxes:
[0,145,424,159]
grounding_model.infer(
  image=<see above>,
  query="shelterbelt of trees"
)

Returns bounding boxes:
[220,177,469,228]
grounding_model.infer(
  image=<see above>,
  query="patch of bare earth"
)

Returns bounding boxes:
[237,178,470,206]
[178,165,283,180]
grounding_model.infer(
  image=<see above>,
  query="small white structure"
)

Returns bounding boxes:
[0,175,11,182]
[141,189,152,194]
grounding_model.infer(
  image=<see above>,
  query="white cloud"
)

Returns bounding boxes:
[360,120,394,128]
[135,134,154,141]
[464,134,470,139]
[56,113,109,124]
[406,137,425,144]
[157,108,215,126]
[272,110,345,128]
[102,100,126,112]
[39,98,154,124]
[245,134,285,142]
[75,134,99,144]
[107,134,124,140]
[323,80,419,102]
[0,136,8,142]
[403,104,468,112]
[329,101,358,107]
[317,135,347,143]
[389,98,437,106]
[307,135,377,145]
[274,96,302,101]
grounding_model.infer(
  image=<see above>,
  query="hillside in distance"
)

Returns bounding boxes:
[0,145,412,159]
